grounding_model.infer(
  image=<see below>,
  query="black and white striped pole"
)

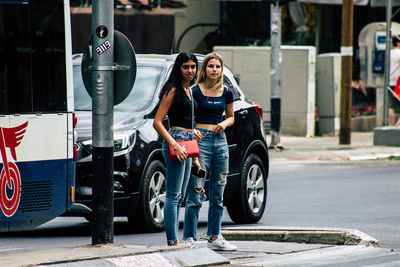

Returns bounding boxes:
[81,0,136,245]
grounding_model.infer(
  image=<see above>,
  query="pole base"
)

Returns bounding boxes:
[269,130,283,150]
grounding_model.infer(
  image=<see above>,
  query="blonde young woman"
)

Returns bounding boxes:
[183,53,237,251]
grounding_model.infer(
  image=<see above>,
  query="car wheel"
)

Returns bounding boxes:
[226,154,267,224]
[129,160,166,232]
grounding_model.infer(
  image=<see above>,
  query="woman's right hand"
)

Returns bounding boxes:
[192,158,201,169]
[191,158,205,178]
[173,143,188,162]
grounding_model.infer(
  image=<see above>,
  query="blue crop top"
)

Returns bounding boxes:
[192,85,234,124]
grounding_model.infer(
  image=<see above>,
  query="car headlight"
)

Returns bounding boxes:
[80,131,136,153]
[114,131,136,152]
[81,139,92,147]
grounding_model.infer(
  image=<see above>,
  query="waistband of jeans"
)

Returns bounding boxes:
[169,128,192,134]
[196,128,214,134]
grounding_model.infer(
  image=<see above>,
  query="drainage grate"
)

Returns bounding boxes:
[20,181,52,212]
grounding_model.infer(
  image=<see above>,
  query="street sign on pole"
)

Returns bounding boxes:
[82,30,137,105]
[83,2,136,246]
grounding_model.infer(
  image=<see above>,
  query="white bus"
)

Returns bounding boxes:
[0,0,76,232]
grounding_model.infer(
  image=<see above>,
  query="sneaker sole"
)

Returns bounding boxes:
[207,245,237,251]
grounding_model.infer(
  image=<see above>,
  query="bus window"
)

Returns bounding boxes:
[0,0,67,114]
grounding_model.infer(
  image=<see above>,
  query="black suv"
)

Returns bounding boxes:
[70,53,269,232]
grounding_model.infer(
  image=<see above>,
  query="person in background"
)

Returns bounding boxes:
[183,52,237,251]
[389,36,400,126]
[153,52,199,246]
[351,76,369,106]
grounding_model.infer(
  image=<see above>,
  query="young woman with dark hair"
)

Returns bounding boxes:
[153,52,200,246]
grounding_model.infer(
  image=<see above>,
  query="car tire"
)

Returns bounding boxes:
[226,154,267,224]
[129,160,166,232]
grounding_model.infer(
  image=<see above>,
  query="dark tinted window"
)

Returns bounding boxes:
[117,65,162,110]
[0,0,66,114]
[223,74,240,100]
[74,64,162,111]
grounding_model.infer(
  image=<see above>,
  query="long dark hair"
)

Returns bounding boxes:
[159,52,198,105]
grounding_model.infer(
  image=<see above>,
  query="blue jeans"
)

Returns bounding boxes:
[183,128,229,240]
[162,128,193,243]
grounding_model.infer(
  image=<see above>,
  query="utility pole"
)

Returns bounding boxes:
[269,0,282,148]
[383,0,393,126]
[91,0,114,244]
[339,0,353,145]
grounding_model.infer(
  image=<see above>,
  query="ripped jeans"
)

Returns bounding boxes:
[162,128,193,243]
[183,128,229,240]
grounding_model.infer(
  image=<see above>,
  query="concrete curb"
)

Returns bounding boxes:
[349,152,400,161]
[0,244,228,267]
[221,226,378,247]
[270,152,400,162]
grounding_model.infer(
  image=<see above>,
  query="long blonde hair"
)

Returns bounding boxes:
[196,52,224,90]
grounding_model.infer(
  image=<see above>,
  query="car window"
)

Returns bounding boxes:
[74,65,162,111]
[223,67,243,101]
[223,75,240,100]
[73,65,91,110]
[116,66,162,110]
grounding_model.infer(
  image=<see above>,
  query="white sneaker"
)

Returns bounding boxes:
[185,237,195,248]
[207,236,237,251]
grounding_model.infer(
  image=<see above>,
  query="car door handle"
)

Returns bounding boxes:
[237,109,248,118]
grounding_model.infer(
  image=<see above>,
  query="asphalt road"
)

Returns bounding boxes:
[266,160,400,250]
[1,160,399,266]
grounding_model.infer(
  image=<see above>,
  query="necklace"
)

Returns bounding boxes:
[205,82,216,90]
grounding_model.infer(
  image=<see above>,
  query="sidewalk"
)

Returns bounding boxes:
[1,131,398,267]
[0,227,379,267]
[268,132,400,162]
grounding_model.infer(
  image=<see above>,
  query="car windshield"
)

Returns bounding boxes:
[74,65,162,111]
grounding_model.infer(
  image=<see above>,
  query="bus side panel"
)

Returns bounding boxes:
[0,114,73,232]
[67,113,75,211]
[0,116,10,232]
[8,159,71,231]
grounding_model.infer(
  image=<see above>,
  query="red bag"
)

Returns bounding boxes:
[394,76,400,99]
[169,140,199,160]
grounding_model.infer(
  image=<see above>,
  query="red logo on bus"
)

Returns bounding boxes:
[0,122,28,217]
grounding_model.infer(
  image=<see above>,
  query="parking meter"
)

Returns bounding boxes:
[372,31,386,74]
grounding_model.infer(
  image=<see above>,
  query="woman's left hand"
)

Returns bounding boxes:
[213,123,226,135]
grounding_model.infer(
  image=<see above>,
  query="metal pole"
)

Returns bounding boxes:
[339,0,353,145]
[383,0,393,126]
[269,0,282,148]
[315,5,320,55]
[91,0,114,245]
